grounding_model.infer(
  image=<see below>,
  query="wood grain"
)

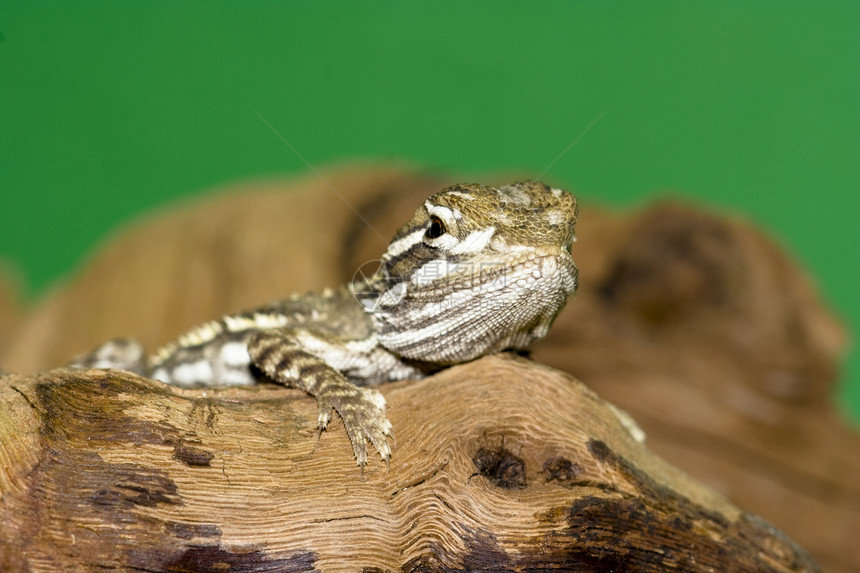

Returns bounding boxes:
[0,357,818,571]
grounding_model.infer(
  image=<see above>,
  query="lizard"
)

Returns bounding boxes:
[72,181,580,466]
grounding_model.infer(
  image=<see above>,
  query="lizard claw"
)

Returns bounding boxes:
[316,398,333,431]
[330,387,393,467]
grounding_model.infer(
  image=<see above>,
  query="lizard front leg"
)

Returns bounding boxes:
[248,329,392,467]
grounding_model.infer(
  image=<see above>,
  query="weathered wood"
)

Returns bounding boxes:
[0,357,818,571]
[2,165,856,571]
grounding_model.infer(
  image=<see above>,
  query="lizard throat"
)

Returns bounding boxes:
[369,252,577,364]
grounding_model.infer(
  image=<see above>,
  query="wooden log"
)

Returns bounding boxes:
[0,356,819,571]
[2,165,855,571]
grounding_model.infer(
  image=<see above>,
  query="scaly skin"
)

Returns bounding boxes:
[72,181,579,466]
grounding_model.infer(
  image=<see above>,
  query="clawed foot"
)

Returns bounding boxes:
[318,386,392,467]
[247,329,395,467]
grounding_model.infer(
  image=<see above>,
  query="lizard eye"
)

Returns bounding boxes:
[425,216,446,239]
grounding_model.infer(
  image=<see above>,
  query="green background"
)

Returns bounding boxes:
[1,2,858,423]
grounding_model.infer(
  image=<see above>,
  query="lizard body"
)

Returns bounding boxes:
[73,181,579,465]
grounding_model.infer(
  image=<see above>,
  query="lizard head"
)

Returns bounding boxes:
[356,181,579,364]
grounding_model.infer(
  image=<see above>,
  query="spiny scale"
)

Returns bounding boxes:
[71,181,579,467]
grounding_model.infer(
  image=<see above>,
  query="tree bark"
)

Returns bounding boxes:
[0,356,819,572]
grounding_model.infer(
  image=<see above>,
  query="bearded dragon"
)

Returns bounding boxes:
[74,181,579,466]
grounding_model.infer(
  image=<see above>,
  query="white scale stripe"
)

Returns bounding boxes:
[384,228,425,259]
[426,203,459,222]
[449,226,495,255]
